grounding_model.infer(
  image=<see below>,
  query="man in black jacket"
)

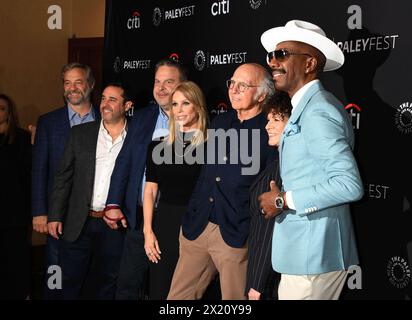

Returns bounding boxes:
[47,83,132,299]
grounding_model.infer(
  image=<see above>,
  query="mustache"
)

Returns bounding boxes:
[64,89,83,96]
[102,106,113,112]
[272,68,286,74]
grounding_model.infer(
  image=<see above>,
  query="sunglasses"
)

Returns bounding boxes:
[266,49,312,64]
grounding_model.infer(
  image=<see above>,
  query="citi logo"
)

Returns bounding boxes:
[211,0,230,16]
[345,103,361,130]
[127,11,141,29]
[169,53,180,62]
[211,102,229,115]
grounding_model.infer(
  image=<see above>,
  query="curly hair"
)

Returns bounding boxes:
[263,90,292,119]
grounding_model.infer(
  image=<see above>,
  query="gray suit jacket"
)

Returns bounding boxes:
[48,121,100,242]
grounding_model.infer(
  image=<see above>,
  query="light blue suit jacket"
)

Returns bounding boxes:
[272,81,363,275]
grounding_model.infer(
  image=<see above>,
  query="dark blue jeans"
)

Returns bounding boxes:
[115,228,149,300]
[43,235,60,299]
[59,217,124,300]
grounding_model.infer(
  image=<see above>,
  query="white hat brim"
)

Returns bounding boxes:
[260,26,344,71]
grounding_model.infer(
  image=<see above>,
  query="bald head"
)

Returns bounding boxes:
[236,63,275,104]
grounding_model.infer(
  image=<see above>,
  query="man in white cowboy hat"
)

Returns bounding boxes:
[258,20,363,300]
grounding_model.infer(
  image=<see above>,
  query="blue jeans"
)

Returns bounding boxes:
[43,235,60,299]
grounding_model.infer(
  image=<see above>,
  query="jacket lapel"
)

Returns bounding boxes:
[279,81,324,174]
[85,122,101,197]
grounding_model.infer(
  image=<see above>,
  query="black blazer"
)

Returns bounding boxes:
[245,159,281,294]
[48,122,100,242]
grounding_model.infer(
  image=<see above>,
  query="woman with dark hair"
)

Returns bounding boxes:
[246,90,292,300]
[0,94,31,299]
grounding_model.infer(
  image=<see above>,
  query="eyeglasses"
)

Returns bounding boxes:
[266,49,312,64]
[226,79,260,93]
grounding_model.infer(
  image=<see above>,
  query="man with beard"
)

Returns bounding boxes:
[47,83,132,299]
[104,58,188,299]
[32,63,100,299]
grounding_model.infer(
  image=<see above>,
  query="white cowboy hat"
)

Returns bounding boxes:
[260,20,344,71]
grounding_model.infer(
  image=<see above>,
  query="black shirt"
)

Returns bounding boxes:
[146,134,202,206]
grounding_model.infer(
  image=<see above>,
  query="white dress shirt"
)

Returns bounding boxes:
[285,79,320,210]
[90,121,127,211]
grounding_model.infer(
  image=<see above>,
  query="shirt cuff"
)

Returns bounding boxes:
[104,204,120,211]
[285,191,296,210]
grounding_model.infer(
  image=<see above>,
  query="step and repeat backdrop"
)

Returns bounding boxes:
[103,0,412,299]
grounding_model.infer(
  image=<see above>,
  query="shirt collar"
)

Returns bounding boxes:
[290,79,320,113]
[158,106,169,120]
[100,119,128,140]
[67,104,93,119]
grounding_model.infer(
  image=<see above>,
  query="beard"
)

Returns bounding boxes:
[64,87,92,106]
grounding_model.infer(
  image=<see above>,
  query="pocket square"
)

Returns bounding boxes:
[284,123,300,136]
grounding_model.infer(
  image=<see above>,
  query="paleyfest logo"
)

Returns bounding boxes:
[193,49,247,71]
[153,5,195,26]
[194,50,207,71]
[153,7,162,26]
[395,102,412,134]
[387,256,411,289]
[113,56,122,74]
[249,0,266,10]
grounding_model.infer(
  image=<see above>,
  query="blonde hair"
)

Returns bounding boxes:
[168,81,208,146]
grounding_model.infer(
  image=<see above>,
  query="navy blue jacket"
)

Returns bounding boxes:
[31,105,100,217]
[182,110,277,248]
[106,103,159,229]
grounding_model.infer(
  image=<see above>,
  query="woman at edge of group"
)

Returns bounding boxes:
[142,81,208,300]
[246,90,292,300]
[0,93,31,300]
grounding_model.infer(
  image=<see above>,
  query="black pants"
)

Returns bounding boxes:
[115,227,149,300]
[0,227,30,300]
[59,217,124,300]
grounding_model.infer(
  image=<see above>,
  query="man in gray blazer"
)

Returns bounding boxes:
[258,20,363,299]
[47,83,132,299]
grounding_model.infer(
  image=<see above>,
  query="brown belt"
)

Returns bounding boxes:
[88,210,105,218]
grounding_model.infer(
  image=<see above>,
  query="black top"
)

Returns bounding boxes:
[0,128,31,228]
[146,134,202,206]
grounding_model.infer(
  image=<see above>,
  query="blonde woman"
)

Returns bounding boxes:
[143,81,208,299]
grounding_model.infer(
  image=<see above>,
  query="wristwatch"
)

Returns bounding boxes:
[275,191,286,209]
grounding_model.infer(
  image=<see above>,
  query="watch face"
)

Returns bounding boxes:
[275,196,284,209]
